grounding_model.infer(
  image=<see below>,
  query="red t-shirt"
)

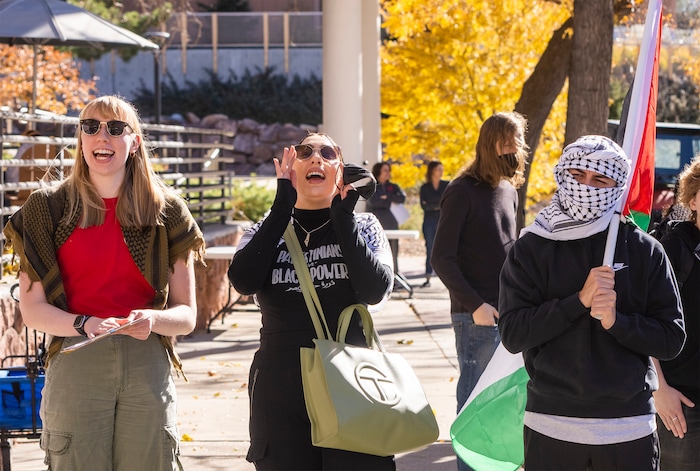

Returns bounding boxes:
[57,198,156,319]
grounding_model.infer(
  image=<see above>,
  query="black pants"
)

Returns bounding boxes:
[246,348,396,471]
[656,404,700,471]
[524,426,659,471]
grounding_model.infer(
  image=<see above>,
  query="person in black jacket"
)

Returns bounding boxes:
[654,155,700,471]
[432,111,528,471]
[366,162,406,273]
[419,160,448,287]
[499,135,686,471]
[228,132,395,470]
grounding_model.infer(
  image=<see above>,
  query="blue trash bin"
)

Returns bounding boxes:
[0,368,44,431]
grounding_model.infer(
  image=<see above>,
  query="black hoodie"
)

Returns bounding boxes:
[499,221,685,418]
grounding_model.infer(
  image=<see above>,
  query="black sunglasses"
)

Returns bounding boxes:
[80,119,131,137]
[294,144,340,161]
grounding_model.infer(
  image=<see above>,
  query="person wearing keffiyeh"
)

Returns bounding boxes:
[3,95,204,471]
[498,135,685,471]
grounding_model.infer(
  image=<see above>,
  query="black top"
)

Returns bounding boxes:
[660,221,700,404]
[228,179,393,349]
[499,222,686,418]
[365,181,406,230]
[419,180,449,217]
[431,175,518,313]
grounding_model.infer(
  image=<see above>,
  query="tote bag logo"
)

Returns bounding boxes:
[354,362,400,406]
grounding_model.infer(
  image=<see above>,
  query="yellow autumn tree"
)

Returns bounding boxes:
[380,0,571,203]
[527,87,568,210]
[667,26,700,112]
[0,45,96,115]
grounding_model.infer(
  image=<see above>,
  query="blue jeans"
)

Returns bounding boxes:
[452,312,500,471]
[657,403,700,471]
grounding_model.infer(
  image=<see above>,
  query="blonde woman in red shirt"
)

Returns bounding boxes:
[4,95,204,470]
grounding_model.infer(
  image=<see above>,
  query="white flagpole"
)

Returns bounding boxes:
[602,0,662,266]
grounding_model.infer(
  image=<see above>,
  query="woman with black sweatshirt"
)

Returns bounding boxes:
[655,155,700,470]
[228,132,395,470]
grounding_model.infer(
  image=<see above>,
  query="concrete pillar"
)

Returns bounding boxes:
[322,0,381,167]
[361,1,382,168]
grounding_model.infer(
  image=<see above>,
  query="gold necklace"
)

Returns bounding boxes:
[294,218,331,247]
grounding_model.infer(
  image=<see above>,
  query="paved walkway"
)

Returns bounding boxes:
[9,256,460,471]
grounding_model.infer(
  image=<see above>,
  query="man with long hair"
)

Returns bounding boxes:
[432,111,529,471]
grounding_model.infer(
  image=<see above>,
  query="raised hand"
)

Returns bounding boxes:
[274,146,297,187]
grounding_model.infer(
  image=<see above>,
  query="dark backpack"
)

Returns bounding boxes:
[648,216,677,242]
[652,220,700,289]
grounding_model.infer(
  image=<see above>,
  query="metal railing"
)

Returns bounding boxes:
[1,109,237,276]
[165,11,323,49]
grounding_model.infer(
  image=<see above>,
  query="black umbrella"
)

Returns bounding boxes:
[0,0,159,113]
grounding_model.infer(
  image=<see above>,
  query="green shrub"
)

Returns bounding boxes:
[133,67,322,125]
[231,179,275,222]
[398,190,423,234]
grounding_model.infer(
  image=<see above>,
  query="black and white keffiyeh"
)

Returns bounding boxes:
[522,135,631,241]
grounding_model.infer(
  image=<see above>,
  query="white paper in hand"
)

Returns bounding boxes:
[61,317,148,353]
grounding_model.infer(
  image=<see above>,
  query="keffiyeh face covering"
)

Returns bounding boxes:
[555,136,630,221]
[522,135,632,241]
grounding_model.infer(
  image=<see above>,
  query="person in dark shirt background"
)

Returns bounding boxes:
[654,155,700,471]
[419,160,448,288]
[431,111,528,471]
[366,162,406,274]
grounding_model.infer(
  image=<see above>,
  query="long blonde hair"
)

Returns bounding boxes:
[458,111,528,189]
[67,95,175,228]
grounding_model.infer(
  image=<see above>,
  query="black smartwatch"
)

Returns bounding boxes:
[73,315,90,337]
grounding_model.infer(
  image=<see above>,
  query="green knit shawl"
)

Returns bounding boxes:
[3,184,205,377]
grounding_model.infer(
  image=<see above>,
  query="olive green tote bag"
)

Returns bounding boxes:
[284,224,439,457]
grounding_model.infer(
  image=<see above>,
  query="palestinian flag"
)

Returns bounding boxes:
[450,343,528,471]
[615,0,662,231]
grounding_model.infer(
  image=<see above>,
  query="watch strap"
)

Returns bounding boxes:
[73,315,89,337]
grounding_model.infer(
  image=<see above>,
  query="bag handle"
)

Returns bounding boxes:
[284,223,382,349]
[336,303,383,351]
[284,223,332,340]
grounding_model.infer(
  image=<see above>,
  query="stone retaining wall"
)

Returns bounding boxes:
[180,113,319,176]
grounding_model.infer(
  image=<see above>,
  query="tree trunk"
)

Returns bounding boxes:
[514,18,573,231]
[564,0,614,145]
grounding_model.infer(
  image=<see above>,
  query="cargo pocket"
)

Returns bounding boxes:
[40,430,72,470]
[163,425,183,471]
[246,439,268,463]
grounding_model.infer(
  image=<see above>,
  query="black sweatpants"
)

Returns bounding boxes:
[524,426,659,471]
